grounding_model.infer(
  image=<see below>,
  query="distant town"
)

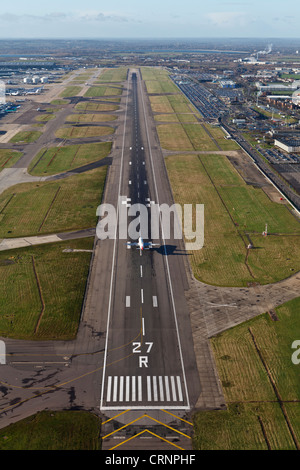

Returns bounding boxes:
[1,38,299,207]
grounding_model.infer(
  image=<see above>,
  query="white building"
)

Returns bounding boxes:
[292,90,300,107]
[274,137,300,153]
[257,80,300,93]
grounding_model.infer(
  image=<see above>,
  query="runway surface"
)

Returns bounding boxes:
[86,70,200,416]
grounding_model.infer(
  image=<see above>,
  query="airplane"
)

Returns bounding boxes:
[127,236,159,255]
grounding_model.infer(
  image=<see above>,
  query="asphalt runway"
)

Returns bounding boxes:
[85,71,200,415]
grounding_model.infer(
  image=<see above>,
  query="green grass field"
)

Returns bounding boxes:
[84,86,123,98]
[66,113,117,123]
[154,113,198,123]
[28,142,112,176]
[141,67,170,81]
[0,149,22,170]
[145,79,179,94]
[35,114,56,122]
[150,93,201,115]
[193,297,300,450]
[97,67,128,82]
[157,122,238,152]
[0,411,101,450]
[59,86,82,98]
[55,125,114,140]
[149,95,174,113]
[0,166,107,238]
[75,102,119,112]
[157,124,194,151]
[51,99,69,105]
[10,131,42,144]
[0,238,94,340]
[165,153,300,286]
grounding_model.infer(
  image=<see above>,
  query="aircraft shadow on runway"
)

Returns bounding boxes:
[153,244,189,256]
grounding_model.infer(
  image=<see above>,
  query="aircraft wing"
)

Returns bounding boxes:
[126,241,139,247]
[143,242,159,249]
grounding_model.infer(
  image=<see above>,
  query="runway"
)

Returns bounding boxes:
[88,70,200,414]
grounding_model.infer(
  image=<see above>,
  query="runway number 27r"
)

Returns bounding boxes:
[132,342,153,368]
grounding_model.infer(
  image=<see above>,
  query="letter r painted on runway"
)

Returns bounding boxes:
[139,356,148,368]
[0,340,6,365]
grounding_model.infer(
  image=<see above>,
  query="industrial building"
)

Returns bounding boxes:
[219,80,236,88]
[274,135,300,153]
[23,76,49,84]
[256,80,300,93]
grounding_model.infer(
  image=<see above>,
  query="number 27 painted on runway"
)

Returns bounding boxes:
[132,342,153,354]
[132,342,153,368]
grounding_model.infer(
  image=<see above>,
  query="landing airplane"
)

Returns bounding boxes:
[127,236,159,255]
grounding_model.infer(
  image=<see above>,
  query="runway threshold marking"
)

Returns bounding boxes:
[105,375,184,405]
[109,429,185,451]
[102,414,191,439]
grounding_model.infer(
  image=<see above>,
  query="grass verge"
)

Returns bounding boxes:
[10,131,42,144]
[0,238,94,340]
[75,102,119,112]
[0,410,101,450]
[55,126,114,139]
[0,149,22,170]
[66,114,117,123]
[84,86,122,98]
[193,297,300,450]
[0,166,107,238]
[165,153,300,286]
[28,142,112,176]
[59,86,82,98]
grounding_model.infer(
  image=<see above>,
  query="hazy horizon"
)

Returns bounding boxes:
[0,0,299,40]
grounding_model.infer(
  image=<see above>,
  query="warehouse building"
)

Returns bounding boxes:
[257,80,300,93]
[274,135,300,153]
[219,80,236,88]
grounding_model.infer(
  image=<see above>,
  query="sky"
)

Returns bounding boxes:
[0,0,299,39]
